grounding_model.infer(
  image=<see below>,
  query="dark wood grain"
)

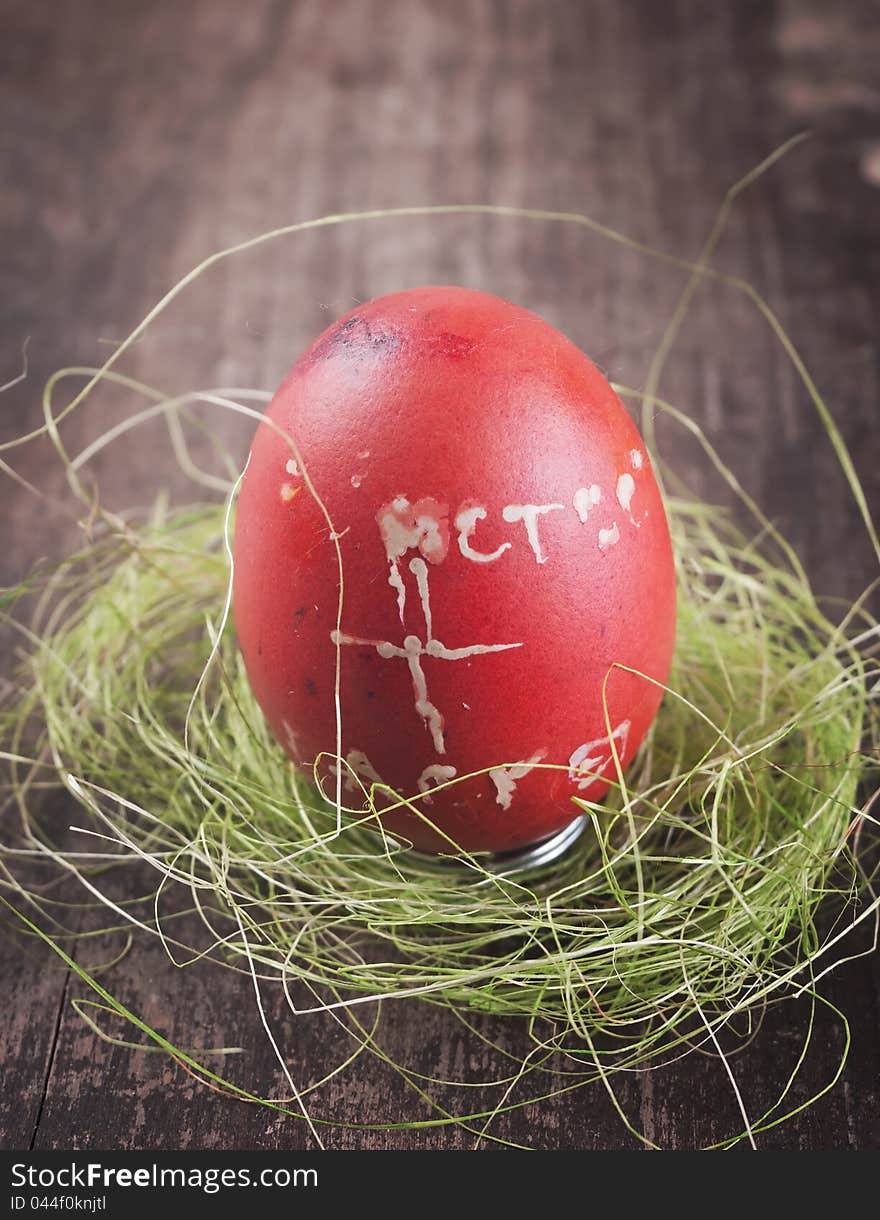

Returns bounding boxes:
[1,0,878,1150]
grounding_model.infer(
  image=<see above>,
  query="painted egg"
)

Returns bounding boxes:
[233,286,676,855]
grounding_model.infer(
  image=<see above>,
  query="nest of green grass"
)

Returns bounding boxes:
[3,489,877,1101]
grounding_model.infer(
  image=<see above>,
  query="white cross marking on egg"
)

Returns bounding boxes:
[331,508,523,754]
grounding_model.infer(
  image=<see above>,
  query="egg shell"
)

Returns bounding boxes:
[232,286,676,853]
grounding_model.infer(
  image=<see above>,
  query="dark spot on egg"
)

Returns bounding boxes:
[294,606,307,619]
[305,677,317,697]
[305,314,400,368]
[430,331,477,359]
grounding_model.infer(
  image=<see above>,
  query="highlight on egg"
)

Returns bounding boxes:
[232,286,676,855]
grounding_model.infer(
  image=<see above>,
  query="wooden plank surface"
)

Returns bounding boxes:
[1,0,878,1149]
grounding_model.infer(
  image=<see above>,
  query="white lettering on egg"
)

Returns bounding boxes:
[325,463,653,758]
[376,496,450,623]
[501,503,565,564]
[417,763,458,804]
[329,749,385,796]
[568,720,631,790]
[598,522,620,550]
[616,473,635,514]
[455,505,512,563]
[488,751,546,810]
[573,484,602,522]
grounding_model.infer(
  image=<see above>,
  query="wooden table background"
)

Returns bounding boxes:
[1,0,878,1150]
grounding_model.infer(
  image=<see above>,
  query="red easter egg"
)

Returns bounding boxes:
[233,287,676,854]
